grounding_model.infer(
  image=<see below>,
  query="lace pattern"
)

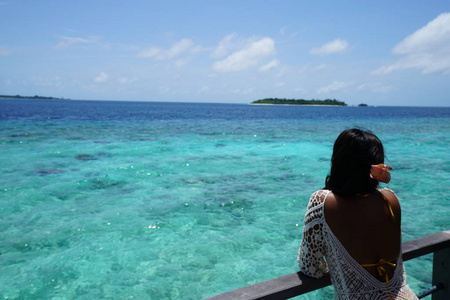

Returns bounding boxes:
[298,190,418,300]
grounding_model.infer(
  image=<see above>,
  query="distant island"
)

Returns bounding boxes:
[0,94,68,100]
[251,98,347,106]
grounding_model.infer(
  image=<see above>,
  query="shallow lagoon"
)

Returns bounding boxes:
[1,100,449,299]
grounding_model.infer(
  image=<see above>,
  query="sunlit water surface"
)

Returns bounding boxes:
[1,99,449,299]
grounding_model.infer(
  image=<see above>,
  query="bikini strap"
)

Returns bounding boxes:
[356,190,395,218]
[378,190,395,218]
[361,258,396,299]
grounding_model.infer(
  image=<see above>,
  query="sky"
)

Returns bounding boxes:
[1,1,449,106]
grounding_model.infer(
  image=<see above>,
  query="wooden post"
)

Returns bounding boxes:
[432,245,450,300]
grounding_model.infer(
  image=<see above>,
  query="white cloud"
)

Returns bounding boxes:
[175,58,192,67]
[317,81,351,94]
[279,27,298,38]
[276,66,288,78]
[357,82,393,93]
[94,72,109,83]
[274,82,285,87]
[259,59,279,72]
[165,39,194,58]
[314,64,327,70]
[212,37,276,72]
[310,38,349,55]
[138,39,200,61]
[232,87,254,95]
[392,13,450,55]
[55,36,98,49]
[212,33,239,58]
[0,45,12,56]
[138,47,162,58]
[374,12,450,75]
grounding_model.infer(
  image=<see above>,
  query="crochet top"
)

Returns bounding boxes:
[298,190,418,300]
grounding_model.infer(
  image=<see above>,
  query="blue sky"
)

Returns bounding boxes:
[1,1,449,106]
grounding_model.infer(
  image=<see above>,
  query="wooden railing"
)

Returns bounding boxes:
[204,230,450,300]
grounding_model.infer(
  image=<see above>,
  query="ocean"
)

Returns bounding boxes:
[1,99,449,299]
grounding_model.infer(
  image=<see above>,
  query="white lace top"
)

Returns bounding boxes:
[298,190,418,300]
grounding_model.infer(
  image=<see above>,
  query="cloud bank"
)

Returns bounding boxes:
[138,39,200,60]
[55,36,98,50]
[374,12,450,75]
[259,59,279,72]
[318,81,351,94]
[94,72,109,83]
[212,33,241,59]
[212,37,276,72]
[310,38,349,55]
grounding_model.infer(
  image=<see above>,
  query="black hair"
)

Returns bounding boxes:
[324,128,385,196]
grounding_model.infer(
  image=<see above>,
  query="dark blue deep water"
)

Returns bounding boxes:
[2,99,450,121]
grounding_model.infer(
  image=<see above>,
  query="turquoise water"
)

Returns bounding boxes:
[0,100,449,299]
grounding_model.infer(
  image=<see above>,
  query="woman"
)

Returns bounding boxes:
[298,129,417,299]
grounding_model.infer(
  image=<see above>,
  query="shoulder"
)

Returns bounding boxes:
[308,190,331,209]
[378,188,399,203]
[378,188,401,215]
[311,189,332,199]
[379,187,397,196]
[303,190,330,226]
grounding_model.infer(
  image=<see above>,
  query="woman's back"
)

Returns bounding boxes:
[298,189,418,299]
[323,189,401,281]
[298,129,417,299]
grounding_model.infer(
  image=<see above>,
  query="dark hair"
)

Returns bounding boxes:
[325,128,384,196]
